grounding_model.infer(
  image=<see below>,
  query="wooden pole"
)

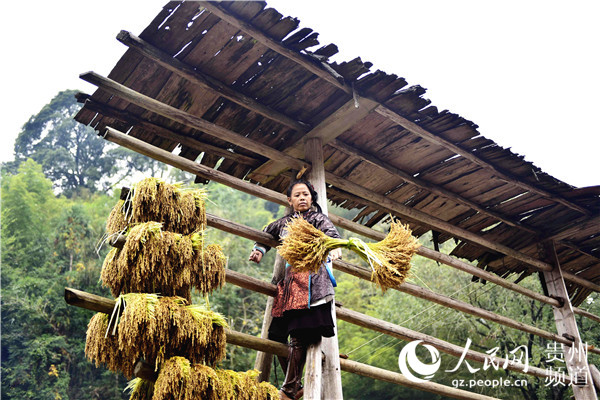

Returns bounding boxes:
[99,127,600,298]
[304,137,344,398]
[64,285,560,383]
[540,241,597,399]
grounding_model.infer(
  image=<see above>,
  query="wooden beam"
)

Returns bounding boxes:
[93,94,599,293]
[107,212,599,352]
[80,97,261,167]
[100,127,600,298]
[305,137,344,399]
[248,97,378,184]
[198,0,590,218]
[116,30,309,133]
[80,72,308,172]
[540,242,598,399]
[83,78,597,291]
[63,283,568,384]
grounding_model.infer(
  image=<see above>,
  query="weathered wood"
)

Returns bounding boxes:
[339,358,500,400]
[80,72,308,172]
[305,137,343,399]
[134,360,158,382]
[198,1,352,95]
[591,364,600,392]
[64,284,565,383]
[197,0,590,218]
[116,30,309,133]
[64,287,114,314]
[249,98,378,184]
[540,242,597,399]
[374,106,591,217]
[95,99,600,293]
[100,127,600,305]
[329,139,536,234]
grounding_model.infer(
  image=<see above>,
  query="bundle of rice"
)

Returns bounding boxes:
[101,223,226,301]
[278,217,421,291]
[151,357,279,400]
[105,178,207,236]
[85,294,228,378]
[85,312,137,378]
[121,294,228,369]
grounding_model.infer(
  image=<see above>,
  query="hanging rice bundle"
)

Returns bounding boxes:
[114,294,227,371]
[125,378,154,400]
[101,223,225,300]
[104,178,207,236]
[85,313,137,378]
[193,241,227,294]
[278,217,420,291]
[106,199,129,235]
[153,357,278,400]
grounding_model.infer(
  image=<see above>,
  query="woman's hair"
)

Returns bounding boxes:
[286,178,323,213]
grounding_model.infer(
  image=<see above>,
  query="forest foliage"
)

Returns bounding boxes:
[1,91,598,399]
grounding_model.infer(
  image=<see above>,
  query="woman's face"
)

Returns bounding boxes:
[287,183,312,212]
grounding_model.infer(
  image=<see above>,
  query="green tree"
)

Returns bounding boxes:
[1,160,127,399]
[12,90,114,196]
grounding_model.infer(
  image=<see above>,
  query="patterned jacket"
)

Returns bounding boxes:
[253,209,341,317]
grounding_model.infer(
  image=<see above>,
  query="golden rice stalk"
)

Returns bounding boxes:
[278,217,420,291]
[115,294,228,371]
[125,378,154,400]
[152,356,193,400]
[129,178,207,235]
[193,242,227,295]
[106,199,129,235]
[153,358,278,400]
[85,313,135,378]
[257,381,280,400]
[101,222,200,301]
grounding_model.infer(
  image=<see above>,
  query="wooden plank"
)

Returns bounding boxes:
[375,105,591,216]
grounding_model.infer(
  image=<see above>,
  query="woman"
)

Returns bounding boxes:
[249,178,342,400]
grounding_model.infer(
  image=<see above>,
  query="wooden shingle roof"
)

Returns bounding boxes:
[74,1,599,306]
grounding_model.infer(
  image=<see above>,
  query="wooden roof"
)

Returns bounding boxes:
[74,1,599,306]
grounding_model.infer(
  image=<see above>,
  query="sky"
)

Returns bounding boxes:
[2,1,598,188]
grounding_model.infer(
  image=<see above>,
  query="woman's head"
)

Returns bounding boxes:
[286,178,322,213]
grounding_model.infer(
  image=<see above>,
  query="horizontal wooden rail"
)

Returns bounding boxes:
[96,121,600,295]
[64,286,499,400]
[98,127,600,314]
[63,281,571,383]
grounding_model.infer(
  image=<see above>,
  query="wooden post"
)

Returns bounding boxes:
[305,137,344,399]
[540,241,597,400]
[254,253,287,382]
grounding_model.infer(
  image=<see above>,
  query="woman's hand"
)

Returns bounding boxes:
[249,249,263,263]
[329,248,342,261]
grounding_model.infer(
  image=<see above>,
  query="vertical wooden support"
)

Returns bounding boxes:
[255,254,287,382]
[541,241,597,400]
[305,137,344,399]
